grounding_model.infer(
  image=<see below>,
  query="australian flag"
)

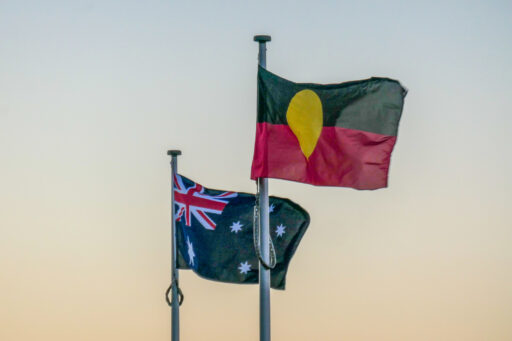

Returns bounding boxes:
[173,174,310,290]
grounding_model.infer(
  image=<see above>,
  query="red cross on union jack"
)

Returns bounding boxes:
[173,174,237,230]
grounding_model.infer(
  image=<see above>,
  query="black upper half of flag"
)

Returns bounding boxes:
[173,174,310,290]
[257,66,407,136]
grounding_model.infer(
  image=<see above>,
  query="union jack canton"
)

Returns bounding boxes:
[173,174,237,230]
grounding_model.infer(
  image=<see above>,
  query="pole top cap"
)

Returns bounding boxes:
[254,35,271,43]
[167,150,182,156]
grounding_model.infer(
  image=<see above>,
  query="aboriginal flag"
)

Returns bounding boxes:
[251,66,407,189]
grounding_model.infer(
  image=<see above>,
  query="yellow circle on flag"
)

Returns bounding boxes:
[286,89,323,160]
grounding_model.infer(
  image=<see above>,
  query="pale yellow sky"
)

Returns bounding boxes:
[1,1,511,340]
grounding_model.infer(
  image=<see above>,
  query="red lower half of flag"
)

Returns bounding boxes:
[251,123,397,189]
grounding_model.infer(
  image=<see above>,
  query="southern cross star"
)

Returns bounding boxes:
[238,261,251,274]
[269,203,275,213]
[275,224,286,237]
[230,221,243,233]
[186,236,195,266]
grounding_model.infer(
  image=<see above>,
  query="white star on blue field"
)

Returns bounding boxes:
[275,224,286,237]
[186,236,195,266]
[238,261,251,274]
[229,221,243,233]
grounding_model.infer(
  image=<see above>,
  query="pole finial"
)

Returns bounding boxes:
[167,150,182,156]
[253,35,271,43]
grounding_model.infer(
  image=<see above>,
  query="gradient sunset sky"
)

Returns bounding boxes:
[1,1,511,340]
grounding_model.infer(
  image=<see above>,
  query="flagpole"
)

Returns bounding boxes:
[167,149,182,341]
[254,34,272,341]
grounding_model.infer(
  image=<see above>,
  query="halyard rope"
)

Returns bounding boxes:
[253,180,276,270]
[166,278,184,307]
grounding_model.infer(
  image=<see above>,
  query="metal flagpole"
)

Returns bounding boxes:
[167,149,182,341]
[254,34,272,341]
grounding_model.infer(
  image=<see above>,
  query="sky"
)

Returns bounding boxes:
[1,0,511,340]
